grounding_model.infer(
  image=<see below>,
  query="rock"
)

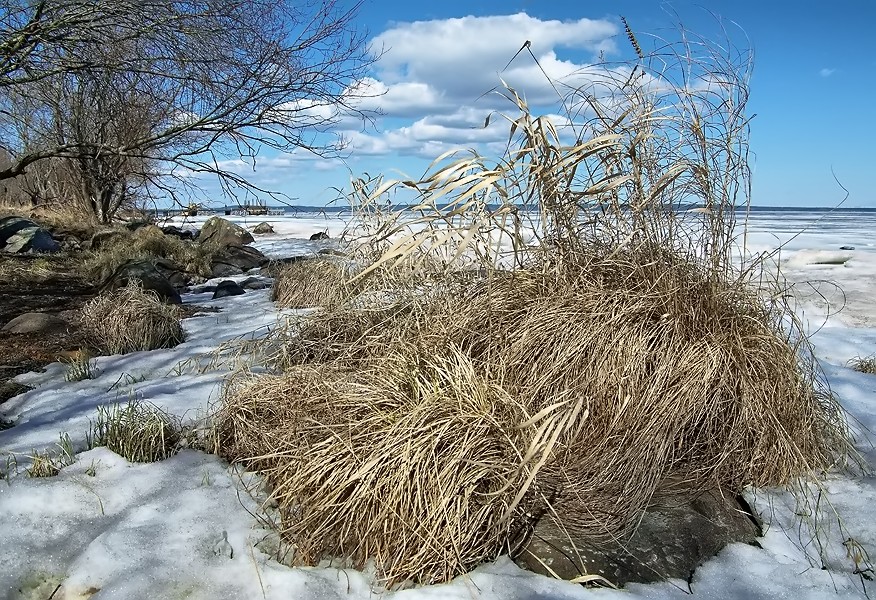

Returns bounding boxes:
[152,258,190,289]
[0,216,35,245]
[515,486,760,586]
[2,312,68,334]
[840,246,856,251]
[61,235,82,251]
[212,280,246,299]
[161,225,197,240]
[100,259,182,304]
[0,217,59,253]
[199,216,254,247]
[252,222,275,235]
[210,244,268,277]
[240,276,270,290]
[211,263,243,278]
[309,231,330,241]
[3,226,60,253]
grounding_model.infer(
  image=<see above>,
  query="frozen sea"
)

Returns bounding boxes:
[1,207,875,599]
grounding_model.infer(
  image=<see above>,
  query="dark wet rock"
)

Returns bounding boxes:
[309,231,330,241]
[190,285,217,295]
[152,258,190,289]
[211,263,243,278]
[210,244,268,277]
[4,227,60,253]
[2,312,68,334]
[199,216,254,247]
[100,259,181,304]
[240,276,270,290]
[516,486,761,586]
[61,235,82,251]
[0,216,35,245]
[1,217,59,253]
[252,222,275,235]
[840,246,856,251]
[212,280,246,299]
[161,225,197,240]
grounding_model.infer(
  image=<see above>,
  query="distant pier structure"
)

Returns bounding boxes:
[154,202,286,218]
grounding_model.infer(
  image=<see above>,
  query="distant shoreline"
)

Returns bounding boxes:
[151,204,876,217]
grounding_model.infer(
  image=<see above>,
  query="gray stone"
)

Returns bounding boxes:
[100,259,182,304]
[240,276,270,290]
[3,222,61,253]
[252,222,275,234]
[515,486,760,587]
[210,244,268,276]
[161,225,196,240]
[309,231,330,241]
[152,258,190,289]
[199,216,254,247]
[212,280,246,299]
[211,262,244,278]
[0,216,35,246]
[2,312,68,334]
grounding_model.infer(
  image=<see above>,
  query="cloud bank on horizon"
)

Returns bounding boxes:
[344,13,620,159]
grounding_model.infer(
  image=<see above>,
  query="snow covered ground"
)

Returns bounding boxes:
[1,209,876,599]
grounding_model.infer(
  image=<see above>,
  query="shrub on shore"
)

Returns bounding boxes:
[84,226,214,283]
[81,282,185,354]
[214,21,858,587]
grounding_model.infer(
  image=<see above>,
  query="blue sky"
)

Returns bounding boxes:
[222,0,876,208]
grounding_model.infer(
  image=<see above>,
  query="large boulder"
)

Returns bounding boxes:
[252,222,275,235]
[100,259,181,304]
[161,225,196,240]
[2,312,68,334]
[0,216,59,253]
[212,280,246,299]
[210,244,268,277]
[199,216,253,247]
[515,486,760,586]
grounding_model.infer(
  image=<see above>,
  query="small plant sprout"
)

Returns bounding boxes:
[26,433,76,478]
[91,400,181,463]
[63,348,99,382]
[848,355,876,375]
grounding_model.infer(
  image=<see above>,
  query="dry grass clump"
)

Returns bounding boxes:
[271,258,358,309]
[848,355,876,375]
[217,348,544,584]
[217,244,852,585]
[213,20,858,588]
[90,400,181,462]
[85,226,214,282]
[81,282,185,354]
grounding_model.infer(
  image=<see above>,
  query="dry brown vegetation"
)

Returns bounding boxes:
[81,282,185,354]
[849,355,876,375]
[84,225,214,283]
[270,258,358,309]
[214,22,858,588]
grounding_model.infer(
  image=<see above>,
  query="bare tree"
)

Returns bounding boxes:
[0,0,373,222]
